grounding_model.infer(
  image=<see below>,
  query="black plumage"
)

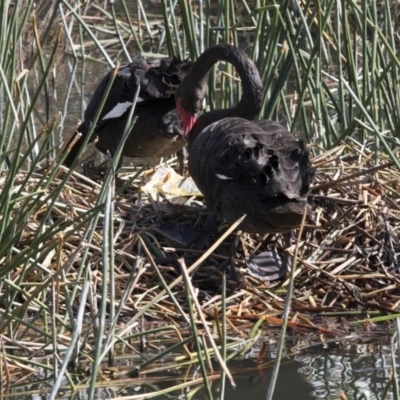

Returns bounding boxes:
[64,57,192,168]
[176,44,312,235]
[187,118,312,233]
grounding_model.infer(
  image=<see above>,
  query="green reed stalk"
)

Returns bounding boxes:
[120,0,143,53]
[49,282,89,399]
[87,84,141,395]
[60,0,114,66]
[161,0,176,57]
[181,270,214,399]
[219,274,227,399]
[266,209,307,400]
[110,1,131,62]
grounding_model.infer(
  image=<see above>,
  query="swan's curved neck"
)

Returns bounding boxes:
[176,44,263,142]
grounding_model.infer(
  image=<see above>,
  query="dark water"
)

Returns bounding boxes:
[185,343,397,400]
[30,56,109,148]
[6,341,398,399]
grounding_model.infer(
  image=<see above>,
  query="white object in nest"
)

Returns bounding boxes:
[142,166,202,198]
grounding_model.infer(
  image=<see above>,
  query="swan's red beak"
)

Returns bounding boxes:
[176,98,197,140]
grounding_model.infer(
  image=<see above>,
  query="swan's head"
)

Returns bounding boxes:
[175,75,207,139]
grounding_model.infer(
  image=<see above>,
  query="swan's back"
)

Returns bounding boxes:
[188,117,313,233]
[64,57,192,167]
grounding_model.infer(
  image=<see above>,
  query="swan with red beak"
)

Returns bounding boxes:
[175,44,314,281]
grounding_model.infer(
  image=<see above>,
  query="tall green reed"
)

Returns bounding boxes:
[163,0,400,158]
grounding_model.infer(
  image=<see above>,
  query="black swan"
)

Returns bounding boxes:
[63,57,192,170]
[175,44,313,280]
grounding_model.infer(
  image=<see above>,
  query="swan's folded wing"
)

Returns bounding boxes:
[84,58,191,126]
[136,57,192,100]
[83,64,135,125]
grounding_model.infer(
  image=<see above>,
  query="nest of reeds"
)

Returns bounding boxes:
[2,138,400,340]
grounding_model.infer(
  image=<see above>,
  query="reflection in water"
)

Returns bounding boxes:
[195,344,396,400]
[298,346,395,400]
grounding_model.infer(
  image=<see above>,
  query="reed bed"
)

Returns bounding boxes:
[1,0,400,398]
[0,137,399,393]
